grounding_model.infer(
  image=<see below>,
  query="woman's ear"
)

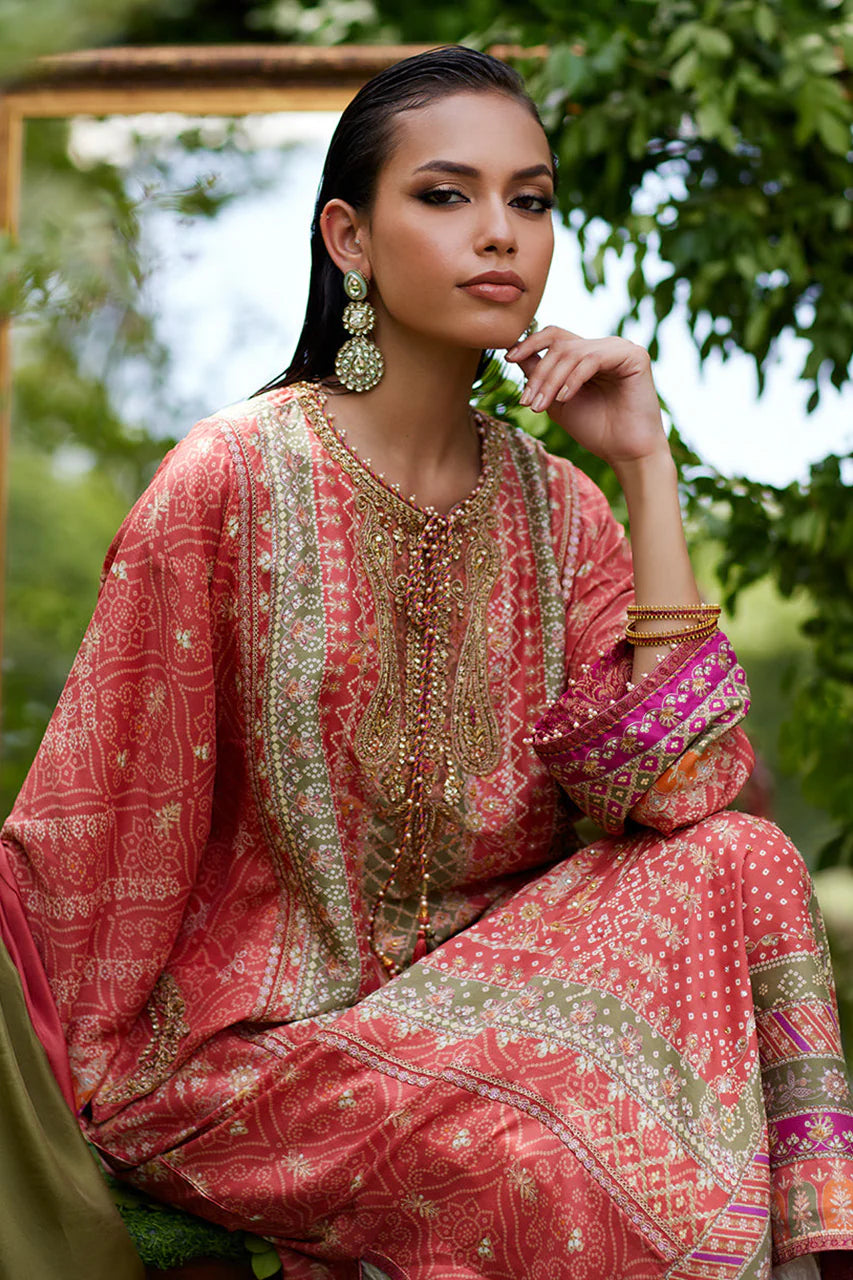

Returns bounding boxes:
[320,199,370,278]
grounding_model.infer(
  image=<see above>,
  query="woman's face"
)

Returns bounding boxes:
[361,91,555,356]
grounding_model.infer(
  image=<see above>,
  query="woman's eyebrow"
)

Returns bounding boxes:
[412,160,479,177]
[413,160,554,183]
[513,164,555,182]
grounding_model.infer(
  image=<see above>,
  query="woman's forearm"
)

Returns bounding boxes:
[613,447,702,683]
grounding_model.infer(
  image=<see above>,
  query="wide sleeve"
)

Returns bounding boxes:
[533,466,753,836]
[0,418,238,1106]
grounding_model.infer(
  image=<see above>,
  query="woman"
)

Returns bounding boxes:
[1,46,851,1280]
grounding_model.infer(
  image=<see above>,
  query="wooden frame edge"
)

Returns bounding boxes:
[2,44,438,115]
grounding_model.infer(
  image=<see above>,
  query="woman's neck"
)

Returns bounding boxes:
[323,329,485,514]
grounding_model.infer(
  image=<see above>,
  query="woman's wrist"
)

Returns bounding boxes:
[611,443,677,504]
[613,439,702,638]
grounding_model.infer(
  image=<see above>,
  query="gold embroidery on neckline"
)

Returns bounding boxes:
[297,384,505,969]
[297,383,504,781]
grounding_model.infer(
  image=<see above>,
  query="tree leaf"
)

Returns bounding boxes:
[817,110,853,157]
[664,22,701,63]
[670,48,699,92]
[753,5,777,43]
[251,1250,283,1278]
[693,26,733,60]
[244,1235,275,1254]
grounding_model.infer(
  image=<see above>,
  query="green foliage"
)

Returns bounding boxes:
[101,1163,251,1268]
[0,0,142,77]
[814,868,853,1059]
[9,115,281,457]
[530,3,853,404]
[251,0,395,45]
[6,118,172,487]
[0,448,130,813]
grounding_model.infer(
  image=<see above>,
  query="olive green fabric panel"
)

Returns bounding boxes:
[0,938,143,1279]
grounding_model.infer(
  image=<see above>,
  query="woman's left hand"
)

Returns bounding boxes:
[505,327,668,468]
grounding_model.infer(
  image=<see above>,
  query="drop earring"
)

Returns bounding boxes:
[334,269,384,393]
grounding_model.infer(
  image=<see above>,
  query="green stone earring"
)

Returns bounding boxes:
[334,269,384,393]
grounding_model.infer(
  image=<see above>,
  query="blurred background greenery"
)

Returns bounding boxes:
[1,0,852,1051]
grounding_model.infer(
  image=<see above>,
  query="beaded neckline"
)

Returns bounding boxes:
[291,381,505,977]
[296,382,503,527]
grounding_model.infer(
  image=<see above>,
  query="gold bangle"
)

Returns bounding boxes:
[625,618,718,647]
[626,604,721,621]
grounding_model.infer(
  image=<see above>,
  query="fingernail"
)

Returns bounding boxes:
[532,394,546,412]
[506,345,519,358]
[519,388,532,405]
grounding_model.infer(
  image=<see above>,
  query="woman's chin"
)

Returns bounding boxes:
[467,322,529,354]
[406,316,530,361]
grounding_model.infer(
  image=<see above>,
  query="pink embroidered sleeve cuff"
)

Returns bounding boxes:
[532,630,751,834]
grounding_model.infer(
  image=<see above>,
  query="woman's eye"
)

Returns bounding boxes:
[512,193,555,214]
[419,187,468,205]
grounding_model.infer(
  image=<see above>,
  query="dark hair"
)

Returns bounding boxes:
[254,46,547,395]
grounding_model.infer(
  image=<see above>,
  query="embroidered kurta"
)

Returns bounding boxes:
[2,384,851,1279]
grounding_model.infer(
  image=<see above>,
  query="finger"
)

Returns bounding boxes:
[551,353,603,406]
[505,327,555,362]
[526,351,603,412]
[505,325,580,362]
[519,352,560,405]
[520,347,587,407]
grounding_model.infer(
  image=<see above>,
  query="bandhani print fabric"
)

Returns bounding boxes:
[2,384,851,1279]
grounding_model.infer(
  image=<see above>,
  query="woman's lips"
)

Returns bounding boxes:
[459,281,524,303]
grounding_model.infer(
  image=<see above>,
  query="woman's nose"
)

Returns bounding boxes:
[475,199,518,255]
